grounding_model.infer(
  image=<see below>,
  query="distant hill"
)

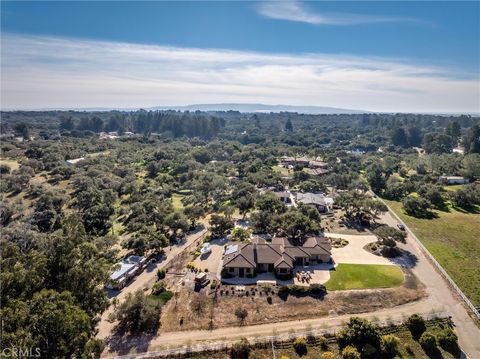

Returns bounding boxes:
[148,103,369,114]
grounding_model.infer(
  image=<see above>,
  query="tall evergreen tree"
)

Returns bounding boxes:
[285,118,293,132]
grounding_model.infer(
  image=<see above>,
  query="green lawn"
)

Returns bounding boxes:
[385,199,480,306]
[325,264,404,291]
[442,184,467,192]
[171,193,185,211]
[272,165,291,176]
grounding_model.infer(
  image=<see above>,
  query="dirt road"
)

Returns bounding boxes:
[96,228,207,340]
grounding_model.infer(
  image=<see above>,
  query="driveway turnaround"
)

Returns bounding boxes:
[326,233,393,265]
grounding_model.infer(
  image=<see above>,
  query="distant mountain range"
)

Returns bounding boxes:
[148,103,369,114]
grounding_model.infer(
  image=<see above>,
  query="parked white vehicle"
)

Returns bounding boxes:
[200,243,212,255]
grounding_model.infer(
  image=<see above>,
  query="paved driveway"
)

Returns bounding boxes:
[194,237,227,277]
[326,232,393,265]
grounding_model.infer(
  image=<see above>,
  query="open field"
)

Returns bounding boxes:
[272,165,291,176]
[0,158,20,171]
[172,193,185,211]
[201,318,457,359]
[442,184,468,192]
[384,199,480,307]
[325,264,404,291]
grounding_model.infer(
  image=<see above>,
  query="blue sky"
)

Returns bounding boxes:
[1,1,479,112]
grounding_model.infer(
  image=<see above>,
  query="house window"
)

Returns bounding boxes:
[280,268,287,273]
[229,267,234,273]
[246,268,250,273]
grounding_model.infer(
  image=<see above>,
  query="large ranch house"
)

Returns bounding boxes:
[222,236,332,279]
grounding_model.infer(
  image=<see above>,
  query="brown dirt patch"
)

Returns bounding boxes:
[160,282,426,332]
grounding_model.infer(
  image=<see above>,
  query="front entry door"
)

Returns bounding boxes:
[239,268,245,277]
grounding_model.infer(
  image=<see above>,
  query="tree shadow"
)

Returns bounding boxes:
[388,249,419,270]
[277,286,327,302]
[423,346,445,359]
[408,210,438,220]
[104,331,156,356]
[434,203,451,213]
[450,205,480,214]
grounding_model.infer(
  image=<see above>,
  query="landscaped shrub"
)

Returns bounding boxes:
[292,337,307,356]
[156,290,173,303]
[381,334,400,357]
[362,343,376,356]
[380,245,401,258]
[437,328,459,353]
[341,345,361,359]
[320,352,335,359]
[151,280,166,295]
[406,314,426,339]
[419,332,437,353]
[234,307,248,325]
[278,284,326,297]
[318,336,328,350]
[156,268,166,280]
[230,338,250,359]
[337,317,380,353]
[309,283,327,295]
[187,262,201,272]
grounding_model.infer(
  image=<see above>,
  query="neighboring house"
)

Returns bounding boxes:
[99,132,119,139]
[308,160,328,169]
[105,255,147,290]
[279,156,310,168]
[273,190,293,204]
[440,176,470,185]
[222,236,331,278]
[280,156,329,172]
[65,157,85,166]
[307,168,329,177]
[295,192,334,213]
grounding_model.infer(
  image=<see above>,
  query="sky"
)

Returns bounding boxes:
[1,1,479,113]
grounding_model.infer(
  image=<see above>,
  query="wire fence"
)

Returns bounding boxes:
[111,312,450,359]
[376,197,480,320]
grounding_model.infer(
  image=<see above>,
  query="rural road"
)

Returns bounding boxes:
[97,227,208,340]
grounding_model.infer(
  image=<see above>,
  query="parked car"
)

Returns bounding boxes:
[397,223,406,231]
[200,243,212,255]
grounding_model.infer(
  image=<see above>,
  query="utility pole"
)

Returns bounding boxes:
[271,338,276,359]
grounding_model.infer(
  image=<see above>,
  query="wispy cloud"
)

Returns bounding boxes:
[257,1,423,26]
[1,33,478,112]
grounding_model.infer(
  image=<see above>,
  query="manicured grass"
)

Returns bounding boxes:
[385,199,480,306]
[325,264,404,291]
[171,193,185,211]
